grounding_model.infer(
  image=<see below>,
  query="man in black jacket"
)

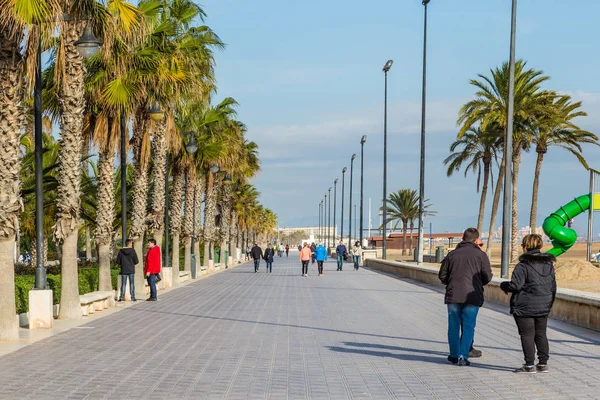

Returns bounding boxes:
[439,228,493,366]
[116,239,139,302]
[251,243,263,273]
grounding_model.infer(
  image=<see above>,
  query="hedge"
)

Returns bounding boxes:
[14,268,119,314]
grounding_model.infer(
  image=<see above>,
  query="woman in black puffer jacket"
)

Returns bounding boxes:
[500,234,556,374]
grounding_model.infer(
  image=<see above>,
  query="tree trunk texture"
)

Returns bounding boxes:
[409,222,415,256]
[194,176,203,264]
[477,161,491,234]
[31,238,38,270]
[55,19,87,321]
[85,226,91,260]
[510,145,522,263]
[219,184,233,265]
[181,168,195,273]
[168,165,185,285]
[485,153,505,253]
[203,173,218,267]
[402,223,408,256]
[231,210,238,262]
[147,118,167,242]
[529,150,545,231]
[96,148,115,292]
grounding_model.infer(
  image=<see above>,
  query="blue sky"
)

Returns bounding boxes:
[200,0,600,235]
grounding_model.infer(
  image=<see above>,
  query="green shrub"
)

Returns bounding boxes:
[14,276,35,314]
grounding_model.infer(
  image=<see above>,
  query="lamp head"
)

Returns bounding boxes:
[148,105,164,121]
[334,179,338,184]
[351,154,356,161]
[209,164,219,173]
[74,23,102,59]
[361,135,367,144]
[183,131,198,153]
[342,167,347,173]
[222,174,232,184]
[383,59,394,72]
[422,0,430,5]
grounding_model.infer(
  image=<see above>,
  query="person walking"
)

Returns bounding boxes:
[351,241,361,271]
[264,244,275,273]
[251,242,263,273]
[245,246,251,261]
[438,228,492,366]
[116,239,139,302]
[285,245,289,257]
[310,242,317,264]
[336,240,347,271]
[500,234,556,374]
[300,242,312,276]
[314,242,328,276]
[144,239,161,301]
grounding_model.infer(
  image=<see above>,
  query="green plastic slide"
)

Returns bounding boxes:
[541,194,590,257]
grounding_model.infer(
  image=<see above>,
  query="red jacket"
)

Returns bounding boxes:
[144,246,161,275]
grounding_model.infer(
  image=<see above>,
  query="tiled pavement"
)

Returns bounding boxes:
[1,256,599,400]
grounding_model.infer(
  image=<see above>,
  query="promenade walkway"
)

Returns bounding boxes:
[0,256,599,399]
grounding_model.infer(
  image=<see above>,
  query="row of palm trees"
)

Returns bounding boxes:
[0,0,277,340]
[446,60,598,262]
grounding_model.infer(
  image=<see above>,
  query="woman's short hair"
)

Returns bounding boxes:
[521,234,543,251]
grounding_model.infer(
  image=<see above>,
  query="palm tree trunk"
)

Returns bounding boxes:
[529,150,545,231]
[231,210,238,262]
[409,221,415,256]
[44,238,48,266]
[486,153,505,253]
[85,226,91,261]
[0,29,23,339]
[194,176,203,265]
[203,172,218,267]
[402,220,408,256]
[168,165,185,286]
[55,19,87,320]
[148,118,167,245]
[510,146,522,263]
[96,148,115,292]
[181,168,195,274]
[31,238,38,270]
[220,184,233,265]
[477,161,491,234]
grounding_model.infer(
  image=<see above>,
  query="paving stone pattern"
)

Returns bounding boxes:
[1,256,600,399]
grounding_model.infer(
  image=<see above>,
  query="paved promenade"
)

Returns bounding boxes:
[1,256,599,399]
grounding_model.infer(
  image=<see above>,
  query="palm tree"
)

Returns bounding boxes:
[444,125,502,233]
[380,189,418,256]
[458,60,554,262]
[529,95,598,229]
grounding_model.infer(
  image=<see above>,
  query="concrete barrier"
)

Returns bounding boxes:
[364,258,600,332]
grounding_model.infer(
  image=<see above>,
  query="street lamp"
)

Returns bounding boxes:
[120,111,127,249]
[382,59,393,260]
[148,105,164,121]
[333,179,338,243]
[360,135,367,248]
[182,131,198,277]
[501,0,518,278]
[33,19,102,290]
[348,155,355,246]
[341,168,347,245]
[416,0,430,264]
[328,188,332,248]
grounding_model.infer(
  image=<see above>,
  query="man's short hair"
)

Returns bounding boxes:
[462,228,479,242]
[125,239,133,246]
[148,238,157,245]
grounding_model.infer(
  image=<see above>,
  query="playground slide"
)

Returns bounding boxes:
[542,194,590,257]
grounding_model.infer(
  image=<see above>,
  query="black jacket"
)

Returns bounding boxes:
[263,248,275,262]
[500,250,557,317]
[251,245,263,260]
[438,241,493,306]
[116,247,139,275]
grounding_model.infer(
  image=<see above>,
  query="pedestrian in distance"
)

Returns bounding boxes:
[251,242,263,273]
[352,240,361,271]
[310,242,317,264]
[285,245,289,257]
[500,234,556,374]
[300,242,312,276]
[144,239,161,301]
[245,246,251,261]
[336,240,347,271]
[314,242,328,276]
[264,244,275,273]
[116,239,139,302]
[438,227,492,366]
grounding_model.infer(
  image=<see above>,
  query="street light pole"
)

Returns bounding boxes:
[164,154,170,270]
[34,37,45,289]
[501,0,518,279]
[360,135,367,248]
[382,59,393,260]
[120,110,127,247]
[328,188,332,248]
[417,0,430,264]
[333,179,338,243]
[341,168,347,245]
[324,194,328,248]
[348,155,355,246]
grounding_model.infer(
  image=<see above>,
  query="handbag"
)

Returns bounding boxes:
[155,273,162,283]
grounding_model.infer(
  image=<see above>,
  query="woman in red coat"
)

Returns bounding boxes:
[144,239,161,301]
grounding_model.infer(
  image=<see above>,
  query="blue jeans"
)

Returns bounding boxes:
[120,274,135,300]
[337,254,343,270]
[353,255,360,269]
[266,261,272,272]
[254,259,260,271]
[147,274,157,299]
[447,303,479,359]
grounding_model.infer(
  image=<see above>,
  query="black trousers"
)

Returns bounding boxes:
[514,315,549,365]
[301,260,309,275]
[317,261,324,274]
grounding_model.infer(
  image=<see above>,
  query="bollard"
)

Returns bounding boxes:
[436,246,445,263]
[191,254,197,279]
[413,248,418,262]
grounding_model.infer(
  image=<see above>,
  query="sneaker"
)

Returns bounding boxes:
[457,357,470,366]
[536,364,549,373]
[469,348,482,358]
[118,298,124,302]
[514,365,536,374]
[447,356,458,364]
[132,298,137,302]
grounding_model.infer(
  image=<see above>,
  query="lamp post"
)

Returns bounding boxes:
[333,179,338,243]
[348,155,355,246]
[354,204,357,241]
[501,0,518,279]
[182,132,198,277]
[416,0,430,264]
[360,135,367,248]
[319,200,323,242]
[341,168,347,245]
[34,21,101,290]
[120,111,127,248]
[328,187,332,248]
[382,59,393,260]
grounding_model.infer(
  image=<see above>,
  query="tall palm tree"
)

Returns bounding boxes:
[444,125,502,233]
[458,60,554,262]
[380,189,418,256]
[529,95,598,229]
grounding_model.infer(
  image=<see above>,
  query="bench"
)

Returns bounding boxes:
[179,271,191,282]
[80,291,115,316]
